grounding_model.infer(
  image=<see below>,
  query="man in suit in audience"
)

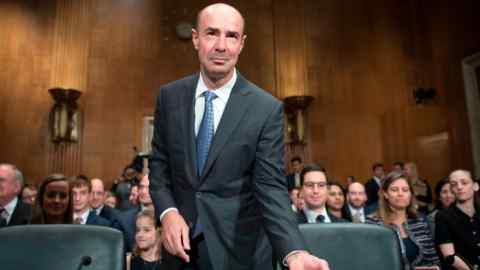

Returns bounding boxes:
[0,163,31,227]
[287,156,304,191]
[149,3,329,270]
[90,178,123,229]
[345,182,369,223]
[118,174,154,252]
[364,162,385,212]
[71,177,110,226]
[296,164,344,224]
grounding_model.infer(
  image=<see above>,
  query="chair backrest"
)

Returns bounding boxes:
[281,223,404,270]
[0,224,124,270]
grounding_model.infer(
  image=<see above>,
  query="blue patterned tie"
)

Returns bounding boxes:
[194,91,216,237]
[196,90,216,176]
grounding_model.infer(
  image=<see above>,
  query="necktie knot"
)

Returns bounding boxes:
[316,214,325,223]
[203,90,216,102]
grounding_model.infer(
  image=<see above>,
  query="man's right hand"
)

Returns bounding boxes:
[161,210,191,262]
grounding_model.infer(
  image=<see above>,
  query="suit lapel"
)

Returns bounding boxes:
[182,74,200,187]
[200,74,252,182]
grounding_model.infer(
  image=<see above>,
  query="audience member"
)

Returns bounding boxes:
[127,210,163,270]
[71,177,110,226]
[289,187,300,212]
[0,163,32,227]
[427,177,455,237]
[367,172,439,268]
[365,162,385,211]
[326,182,348,220]
[296,190,306,212]
[90,178,123,230]
[21,184,38,205]
[287,156,303,191]
[115,167,139,210]
[345,182,370,223]
[119,174,154,252]
[297,164,344,224]
[129,184,140,207]
[105,191,118,208]
[392,161,404,174]
[435,169,480,270]
[404,162,432,214]
[31,174,72,224]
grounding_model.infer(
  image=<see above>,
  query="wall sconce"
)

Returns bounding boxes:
[284,95,314,144]
[413,87,436,104]
[49,88,82,143]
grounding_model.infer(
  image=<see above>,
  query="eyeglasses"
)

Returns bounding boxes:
[303,182,327,189]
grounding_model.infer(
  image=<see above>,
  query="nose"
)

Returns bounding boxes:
[215,35,226,52]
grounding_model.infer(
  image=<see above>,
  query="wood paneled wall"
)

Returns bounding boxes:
[0,0,478,188]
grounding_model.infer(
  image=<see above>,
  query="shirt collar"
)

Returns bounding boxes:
[373,176,382,185]
[348,204,364,215]
[303,205,331,223]
[73,208,91,223]
[195,69,237,103]
[3,196,18,216]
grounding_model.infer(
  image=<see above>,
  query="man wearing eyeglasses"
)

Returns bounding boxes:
[297,164,344,224]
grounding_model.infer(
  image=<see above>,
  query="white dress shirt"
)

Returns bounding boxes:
[348,204,366,223]
[73,209,90,225]
[303,206,332,224]
[159,70,237,221]
[2,196,18,225]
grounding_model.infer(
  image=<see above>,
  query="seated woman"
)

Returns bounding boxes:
[326,182,348,220]
[367,172,440,269]
[128,210,162,270]
[427,177,455,237]
[31,174,73,224]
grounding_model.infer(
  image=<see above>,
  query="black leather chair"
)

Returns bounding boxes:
[0,225,124,270]
[279,223,404,270]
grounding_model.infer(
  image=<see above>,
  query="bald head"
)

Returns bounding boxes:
[196,3,245,35]
[90,178,105,209]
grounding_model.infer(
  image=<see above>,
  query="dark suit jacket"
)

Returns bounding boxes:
[286,173,297,191]
[343,206,373,223]
[296,209,346,224]
[85,210,111,227]
[8,199,32,226]
[117,206,140,252]
[365,178,380,207]
[149,73,305,270]
[98,205,123,230]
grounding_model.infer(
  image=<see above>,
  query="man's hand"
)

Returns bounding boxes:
[161,210,191,262]
[287,251,330,270]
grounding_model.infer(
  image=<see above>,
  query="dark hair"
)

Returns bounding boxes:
[378,172,417,222]
[71,176,91,191]
[434,177,450,209]
[290,156,302,164]
[32,174,73,224]
[132,209,162,258]
[300,164,327,186]
[326,181,348,218]
[372,163,384,171]
[393,161,404,168]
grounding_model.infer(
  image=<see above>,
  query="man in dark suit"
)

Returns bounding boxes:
[364,162,385,212]
[71,177,110,226]
[149,3,329,270]
[296,164,345,224]
[0,164,32,227]
[344,182,370,223]
[90,178,123,229]
[287,156,304,191]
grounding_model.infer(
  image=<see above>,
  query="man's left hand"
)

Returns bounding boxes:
[287,251,330,270]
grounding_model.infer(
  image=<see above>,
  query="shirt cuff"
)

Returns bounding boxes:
[282,250,307,266]
[159,207,178,221]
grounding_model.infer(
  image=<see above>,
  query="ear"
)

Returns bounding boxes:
[238,34,246,53]
[192,28,199,50]
[473,181,479,192]
[382,191,389,201]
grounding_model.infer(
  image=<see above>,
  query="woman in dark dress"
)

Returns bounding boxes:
[31,174,73,224]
